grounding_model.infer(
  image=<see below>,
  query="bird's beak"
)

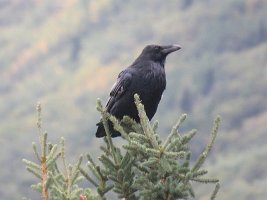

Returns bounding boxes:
[162,44,182,55]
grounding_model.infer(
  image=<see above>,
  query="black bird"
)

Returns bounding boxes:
[96,44,181,137]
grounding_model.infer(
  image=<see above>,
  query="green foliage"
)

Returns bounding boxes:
[23,103,98,200]
[24,97,220,199]
[80,94,220,199]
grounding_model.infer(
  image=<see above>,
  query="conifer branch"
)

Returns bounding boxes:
[41,143,49,200]
[110,115,130,140]
[60,137,68,176]
[24,103,96,200]
[163,114,187,149]
[180,129,197,145]
[192,116,221,172]
[134,94,159,149]
[25,166,42,179]
[152,120,159,132]
[79,167,98,187]
[35,103,49,200]
[97,98,120,165]
[32,142,41,162]
[210,183,220,200]
[191,177,219,183]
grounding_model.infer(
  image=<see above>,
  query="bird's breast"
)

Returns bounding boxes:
[131,67,166,99]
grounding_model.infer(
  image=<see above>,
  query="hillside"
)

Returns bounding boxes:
[0,0,267,199]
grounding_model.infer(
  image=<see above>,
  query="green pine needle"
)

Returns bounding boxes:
[26,167,42,179]
[210,183,220,200]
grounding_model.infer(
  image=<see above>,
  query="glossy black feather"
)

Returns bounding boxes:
[96,44,181,137]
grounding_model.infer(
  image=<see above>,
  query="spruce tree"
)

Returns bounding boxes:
[23,103,96,200]
[23,95,220,200]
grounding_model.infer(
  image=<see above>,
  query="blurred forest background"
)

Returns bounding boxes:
[0,0,267,199]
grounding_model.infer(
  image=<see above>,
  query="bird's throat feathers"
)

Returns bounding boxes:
[132,57,166,69]
[160,57,166,67]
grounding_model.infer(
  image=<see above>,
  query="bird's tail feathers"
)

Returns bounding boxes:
[95,122,106,138]
[95,121,121,138]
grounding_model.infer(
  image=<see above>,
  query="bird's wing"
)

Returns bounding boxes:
[106,70,132,111]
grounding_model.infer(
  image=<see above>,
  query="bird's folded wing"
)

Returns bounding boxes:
[106,70,132,110]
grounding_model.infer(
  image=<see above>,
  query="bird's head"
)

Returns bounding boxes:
[139,44,181,64]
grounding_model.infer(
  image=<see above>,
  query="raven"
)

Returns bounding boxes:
[96,44,181,137]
